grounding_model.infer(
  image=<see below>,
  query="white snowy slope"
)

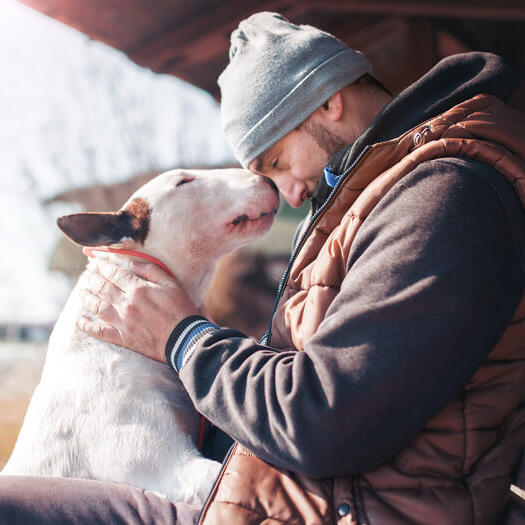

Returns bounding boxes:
[0,0,235,324]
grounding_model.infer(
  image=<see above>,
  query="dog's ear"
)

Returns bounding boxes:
[57,212,135,247]
[57,198,151,247]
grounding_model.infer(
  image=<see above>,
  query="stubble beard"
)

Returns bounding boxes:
[300,119,347,160]
[299,119,347,199]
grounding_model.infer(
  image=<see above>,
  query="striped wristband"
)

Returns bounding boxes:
[165,315,219,372]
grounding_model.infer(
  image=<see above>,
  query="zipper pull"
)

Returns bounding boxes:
[413,125,431,148]
[323,165,340,188]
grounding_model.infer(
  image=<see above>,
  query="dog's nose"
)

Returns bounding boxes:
[261,176,279,197]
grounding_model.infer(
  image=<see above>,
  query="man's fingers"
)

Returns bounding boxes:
[91,261,136,293]
[83,290,120,324]
[130,261,175,285]
[77,315,123,347]
[83,289,101,315]
[85,264,129,301]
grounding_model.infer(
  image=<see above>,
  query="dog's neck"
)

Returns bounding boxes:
[86,247,216,307]
[84,247,173,276]
[170,253,216,306]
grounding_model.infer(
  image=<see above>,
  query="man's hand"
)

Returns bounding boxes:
[78,259,199,363]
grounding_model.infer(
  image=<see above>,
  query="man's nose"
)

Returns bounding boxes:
[278,181,307,208]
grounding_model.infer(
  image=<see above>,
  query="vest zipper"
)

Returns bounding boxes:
[197,148,370,519]
[260,145,372,346]
[196,442,237,524]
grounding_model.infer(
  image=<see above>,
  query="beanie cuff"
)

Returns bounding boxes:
[233,48,372,168]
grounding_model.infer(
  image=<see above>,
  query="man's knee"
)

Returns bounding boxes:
[0,475,198,525]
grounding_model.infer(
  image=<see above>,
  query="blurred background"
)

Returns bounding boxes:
[1,0,524,468]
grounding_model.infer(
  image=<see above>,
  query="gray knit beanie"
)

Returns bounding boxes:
[218,12,372,168]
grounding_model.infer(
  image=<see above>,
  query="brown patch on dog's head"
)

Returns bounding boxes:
[57,197,151,247]
[121,197,151,244]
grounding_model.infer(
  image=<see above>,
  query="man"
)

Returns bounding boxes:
[1,12,524,525]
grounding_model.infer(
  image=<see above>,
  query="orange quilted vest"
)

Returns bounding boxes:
[199,95,525,525]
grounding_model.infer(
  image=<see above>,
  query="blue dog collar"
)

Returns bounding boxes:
[324,165,340,188]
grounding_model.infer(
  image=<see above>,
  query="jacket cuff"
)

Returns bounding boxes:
[165,315,219,372]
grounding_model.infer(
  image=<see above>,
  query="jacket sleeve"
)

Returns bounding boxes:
[177,158,525,478]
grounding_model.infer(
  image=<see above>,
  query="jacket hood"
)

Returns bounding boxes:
[309,52,521,209]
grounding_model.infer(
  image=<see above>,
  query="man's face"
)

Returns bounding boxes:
[248,119,346,208]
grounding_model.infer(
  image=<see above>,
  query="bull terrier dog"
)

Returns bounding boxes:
[2,168,279,505]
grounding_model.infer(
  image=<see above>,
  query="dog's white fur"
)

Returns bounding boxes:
[2,168,279,505]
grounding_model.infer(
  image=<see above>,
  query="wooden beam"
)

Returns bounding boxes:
[127,0,295,71]
[302,0,525,21]
[165,4,317,71]
[436,30,472,57]
[18,0,161,49]
[325,17,406,53]
[405,18,436,84]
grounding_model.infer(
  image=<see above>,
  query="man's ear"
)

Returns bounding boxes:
[57,198,151,247]
[320,91,344,121]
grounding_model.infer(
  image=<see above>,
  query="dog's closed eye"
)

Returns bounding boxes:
[176,177,195,187]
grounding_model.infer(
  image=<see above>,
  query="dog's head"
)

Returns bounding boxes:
[57,168,280,271]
